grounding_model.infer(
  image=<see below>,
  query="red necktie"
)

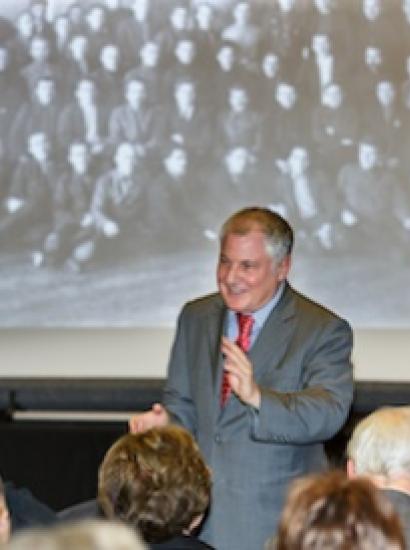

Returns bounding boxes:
[221,313,254,407]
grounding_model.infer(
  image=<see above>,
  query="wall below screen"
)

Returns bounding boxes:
[0,328,409,381]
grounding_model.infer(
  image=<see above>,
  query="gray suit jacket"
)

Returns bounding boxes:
[163,283,353,550]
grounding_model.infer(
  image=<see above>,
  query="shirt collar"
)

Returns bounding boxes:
[227,281,286,332]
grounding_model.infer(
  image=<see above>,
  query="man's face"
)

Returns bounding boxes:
[170,6,187,30]
[276,83,296,109]
[376,81,395,106]
[312,34,330,56]
[314,0,333,14]
[70,35,87,59]
[229,87,248,111]
[278,0,295,12]
[359,143,377,170]
[17,13,33,37]
[164,148,187,177]
[175,82,195,109]
[35,79,54,104]
[225,147,248,175]
[69,143,88,173]
[196,4,213,29]
[322,84,342,108]
[29,132,48,162]
[365,46,382,68]
[233,2,250,23]
[55,16,69,38]
[126,80,146,107]
[217,46,234,70]
[363,0,381,20]
[30,37,48,61]
[101,45,119,71]
[76,80,94,103]
[140,41,159,66]
[262,53,278,78]
[217,231,289,313]
[86,7,105,31]
[289,147,308,177]
[175,40,195,64]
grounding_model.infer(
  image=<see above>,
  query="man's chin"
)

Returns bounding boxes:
[222,294,249,312]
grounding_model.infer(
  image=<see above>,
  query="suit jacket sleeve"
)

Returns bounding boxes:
[162,304,198,435]
[250,313,353,444]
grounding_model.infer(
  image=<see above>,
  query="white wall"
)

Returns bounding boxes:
[0,328,408,382]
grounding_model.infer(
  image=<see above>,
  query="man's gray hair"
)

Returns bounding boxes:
[220,206,293,263]
[347,406,410,477]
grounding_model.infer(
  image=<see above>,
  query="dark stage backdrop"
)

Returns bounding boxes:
[0,0,410,328]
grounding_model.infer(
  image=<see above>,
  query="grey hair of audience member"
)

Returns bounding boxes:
[347,406,410,477]
[5,520,147,550]
[220,207,294,263]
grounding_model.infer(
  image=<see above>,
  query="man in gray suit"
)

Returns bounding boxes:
[347,406,410,547]
[130,207,353,550]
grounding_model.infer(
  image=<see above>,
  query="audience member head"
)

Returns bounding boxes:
[98,426,211,544]
[5,520,147,550]
[271,470,405,550]
[347,407,410,490]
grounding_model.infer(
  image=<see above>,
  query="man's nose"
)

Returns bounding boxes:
[226,263,238,283]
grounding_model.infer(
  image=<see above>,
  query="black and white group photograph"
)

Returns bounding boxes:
[0,0,410,326]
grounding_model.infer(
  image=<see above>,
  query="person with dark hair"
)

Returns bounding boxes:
[269,470,405,550]
[0,132,57,253]
[9,75,59,161]
[65,141,147,270]
[57,77,107,157]
[129,207,353,550]
[337,140,410,252]
[98,426,213,549]
[108,76,161,163]
[31,141,95,269]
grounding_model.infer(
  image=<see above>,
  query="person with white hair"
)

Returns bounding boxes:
[347,406,410,545]
[5,520,147,550]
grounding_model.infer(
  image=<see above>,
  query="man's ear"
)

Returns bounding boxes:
[277,255,291,281]
[346,458,356,479]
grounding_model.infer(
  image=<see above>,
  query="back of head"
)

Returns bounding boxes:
[347,406,410,477]
[274,470,405,550]
[98,426,211,543]
[220,207,293,262]
[5,520,147,550]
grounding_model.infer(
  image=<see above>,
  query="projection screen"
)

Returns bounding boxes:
[0,0,410,330]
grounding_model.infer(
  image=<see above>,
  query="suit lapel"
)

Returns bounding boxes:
[249,284,296,382]
[206,297,227,412]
